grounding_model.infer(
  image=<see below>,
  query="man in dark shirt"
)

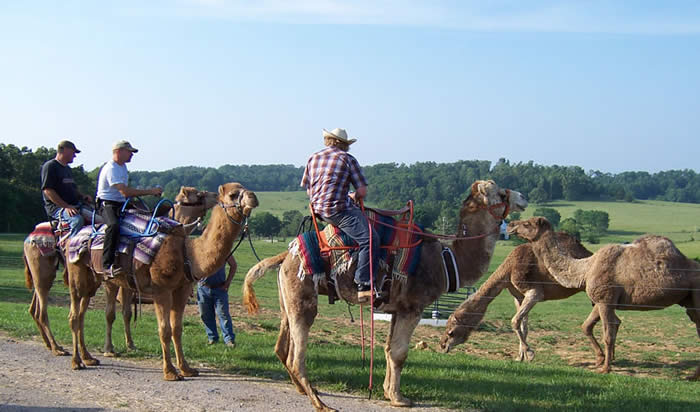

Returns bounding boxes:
[41,140,92,238]
[301,128,379,302]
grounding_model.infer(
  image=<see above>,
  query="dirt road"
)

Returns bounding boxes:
[0,332,455,412]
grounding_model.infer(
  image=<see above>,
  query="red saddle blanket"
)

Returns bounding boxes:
[24,222,70,256]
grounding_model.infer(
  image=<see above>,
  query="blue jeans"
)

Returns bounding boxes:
[51,206,85,238]
[324,206,379,286]
[197,285,235,344]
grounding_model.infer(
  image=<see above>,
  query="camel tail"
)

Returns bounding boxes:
[62,266,69,287]
[243,251,288,314]
[23,253,33,290]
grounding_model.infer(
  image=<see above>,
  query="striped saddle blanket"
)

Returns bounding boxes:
[68,211,181,265]
[24,221,70,256]
[291,209,423,281]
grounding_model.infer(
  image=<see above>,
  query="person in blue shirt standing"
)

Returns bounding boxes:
[198,255,237,347]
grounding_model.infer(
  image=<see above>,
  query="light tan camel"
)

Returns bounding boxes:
[102,187,218,356]
[508,216,700,380]
[22,186,217,357]
[242,180,527,411]
[440,231,592,359]
[66,182,258,380]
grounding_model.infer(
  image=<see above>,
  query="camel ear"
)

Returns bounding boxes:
[218,185,226,199]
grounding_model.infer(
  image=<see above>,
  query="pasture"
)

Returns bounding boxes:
[0,196,699,411]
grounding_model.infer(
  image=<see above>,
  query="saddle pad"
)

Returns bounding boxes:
[25,222,60,256]
[291,210,423,280]
[67,211,180,265]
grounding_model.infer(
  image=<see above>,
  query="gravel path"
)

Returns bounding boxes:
[0,332,455,412]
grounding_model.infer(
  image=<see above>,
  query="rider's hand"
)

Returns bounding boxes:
[65,206,79,216]
[82,194,93,204]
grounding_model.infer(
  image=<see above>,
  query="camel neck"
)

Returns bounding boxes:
[450,210,500,287]
[530,231,588,289]
[187,206,241,279]
[453,267,507,323]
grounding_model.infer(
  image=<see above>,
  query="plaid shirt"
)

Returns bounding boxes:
[301,147,368,218]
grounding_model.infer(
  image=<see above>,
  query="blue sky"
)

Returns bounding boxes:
[1,1,699,174]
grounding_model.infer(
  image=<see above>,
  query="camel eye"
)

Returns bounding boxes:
[447,330,454,337]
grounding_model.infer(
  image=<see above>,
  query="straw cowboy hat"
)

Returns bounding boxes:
[322,128,357,145]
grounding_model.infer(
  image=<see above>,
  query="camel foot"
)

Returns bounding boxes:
[684,374,699,381]
[71,360,85,370]
[164,370,184,381]
[525,349,535,362]
[181,367,199,377]
[103,351,118,358]
[596,366,611,374]
[388,393,413,407]
[52,347,69,356]
[126,343,136,351]
[83,357,100,366]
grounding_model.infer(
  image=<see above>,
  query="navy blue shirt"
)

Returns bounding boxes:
[199,265,226,288]
[40,159,81,216]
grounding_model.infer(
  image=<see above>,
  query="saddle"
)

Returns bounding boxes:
[68,209,183,281]
[296,201,424,306]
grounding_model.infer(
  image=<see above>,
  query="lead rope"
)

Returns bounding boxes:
[360,199,375,399]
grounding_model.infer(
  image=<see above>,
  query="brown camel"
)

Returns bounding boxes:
[242,180,527,410]
[66,182,257,380]
[439,231,592,359]
[102,187,218,357]
[508,217,700,380]
[23,186,217,357]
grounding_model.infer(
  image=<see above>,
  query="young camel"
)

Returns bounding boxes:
[22,186,216,357]
[66,182,258,380]
[102,187,218,356]
[440,231,592,359]
[508,217,700,380]
[243,180,528,411]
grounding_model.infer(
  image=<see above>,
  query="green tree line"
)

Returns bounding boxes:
[2,143,699,232]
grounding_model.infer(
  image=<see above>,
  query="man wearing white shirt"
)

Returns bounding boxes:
[96,140,162,277]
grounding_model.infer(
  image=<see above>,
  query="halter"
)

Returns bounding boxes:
[467,186,511,222]
[218,190,247,226]
[485,189,511,221]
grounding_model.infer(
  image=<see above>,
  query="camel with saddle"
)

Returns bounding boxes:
[22,186,217,356]
[102,187,218,356]
[243,180,527,410]
[62,182,257,380]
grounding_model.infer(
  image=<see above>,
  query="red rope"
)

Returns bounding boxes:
[360,200,375,397]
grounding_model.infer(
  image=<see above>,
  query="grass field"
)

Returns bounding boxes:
[1,195,699,411]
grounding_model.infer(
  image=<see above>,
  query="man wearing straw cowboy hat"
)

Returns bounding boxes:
[301,128,380,302]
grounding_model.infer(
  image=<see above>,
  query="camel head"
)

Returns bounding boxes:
[175,186,218,209]
[439,311,480,353]
[218,182,259,218]
[461,180,528,222]
[507,217,552,241]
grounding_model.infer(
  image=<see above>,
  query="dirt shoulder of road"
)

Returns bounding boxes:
[0,332,457,412]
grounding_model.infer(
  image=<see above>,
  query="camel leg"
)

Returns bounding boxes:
[511,289,542,362]
[68,283,86,370]
[274,277,306,394]
[684,292,700,381]
[77,294,99,366]
[597,304,620,374]
[170,283,198,377]
[120,287,136,351]
[278,272,333,412]
[383,311,421,407]
[582,305,604,366]
[103,281,119,356]
[25,248,68,356]
[152,290,182,381]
